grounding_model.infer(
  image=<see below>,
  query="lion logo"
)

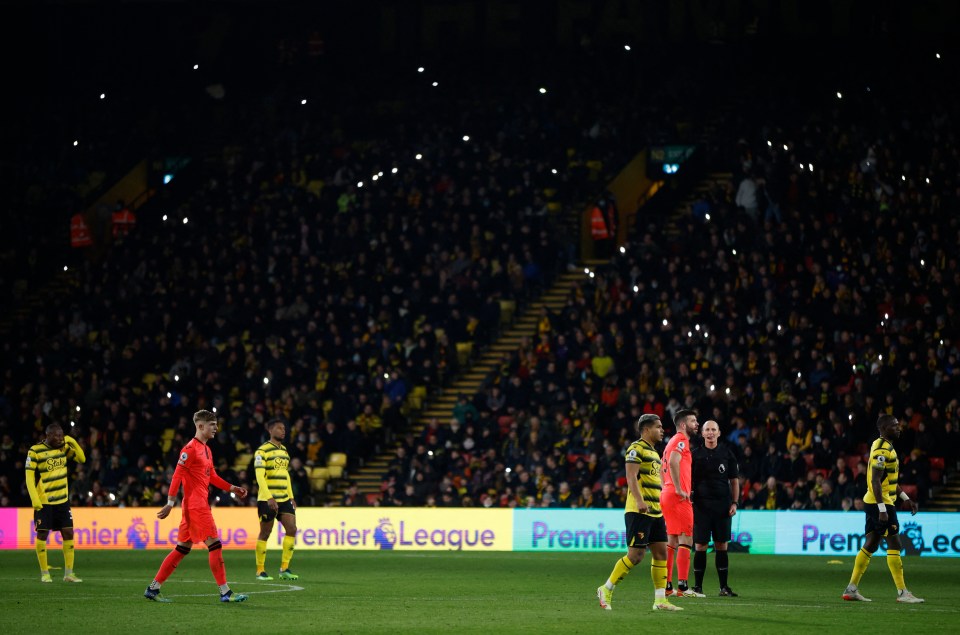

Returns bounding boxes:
[373,518,397,550]
[899,521,924,556]
[127,517,150,549]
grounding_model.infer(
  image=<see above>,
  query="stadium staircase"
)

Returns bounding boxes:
[661,171,732,241]
[924,461,960,512]
[326,268,587,505]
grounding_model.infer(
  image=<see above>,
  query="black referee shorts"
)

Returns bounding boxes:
[693,502,732,545]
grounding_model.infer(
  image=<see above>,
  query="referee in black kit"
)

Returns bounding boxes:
[690,420,740,597]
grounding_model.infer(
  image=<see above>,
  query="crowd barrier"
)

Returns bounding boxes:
[1,508,957,556]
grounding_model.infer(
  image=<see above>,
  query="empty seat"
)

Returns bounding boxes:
[327,464,344,479]
[328,452,347,468]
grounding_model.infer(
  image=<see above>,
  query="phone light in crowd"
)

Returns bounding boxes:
[920,259,925,267]
[710,384,716,392]
[705,213,711,221]
[100,93,106,100]
[391,167,398,174]
[372,174,379,181]
[797,372,802,379]
[162,214,168,221]
[70,421,75,427]
[901,175,906,181]
[432,81,438,87]
[808,163,813,171]
[212,407,217,413]
[63,265,68,271]
[539,87,547,94]
[583,267,590,274]
[263,376,270,385]
[163,174,174,184]
[182,217,189,224]
[925,177,930,184]
[732,249,737,255]
[174,374,180,382]
[936,53,941,59]
[940,339,944,346]
[551,168,558,174]
[777,324,782,332]
[462,135,470,142]
[589,271,595,278]
[624,45,631,51]
[836,91,842,99]
[782,144,788,151]
[633,285,639,293]
[428,450,434,457]
[662,319,668,327]
[879,355,883,361]
[73,140,79,146]
[76,405,81,412]
[108,493,116,501]
[725,388,731,395]
[417,66,424,73]
[301,99,307,105]
[193,64,199,70]
[687,331,692,338]
[378,171,383,177]
[415,153,422,160]
[695,324,701,331]
[357,181,364,188]
[884,313,889,320]
[849,414,853,420]
[383,373,389,380]
[767,140,772,147]
[619,246,626,254]
[166,392,172,399]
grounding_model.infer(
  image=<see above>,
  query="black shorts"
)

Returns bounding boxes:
[625,512,667,548]
[864,503,900,537]
[35,503,73,533]
[693,503,732,545]
[258,500,296,523]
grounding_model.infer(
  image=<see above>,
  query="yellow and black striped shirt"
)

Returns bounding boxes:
[26,442,72,506]
[863,437,898,505]
[254,441,294,502]
[624,439,662,517]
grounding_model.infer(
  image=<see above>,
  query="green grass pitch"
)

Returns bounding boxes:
[1,550,956,634]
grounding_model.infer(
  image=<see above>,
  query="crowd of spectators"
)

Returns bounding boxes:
[3,34,958,515]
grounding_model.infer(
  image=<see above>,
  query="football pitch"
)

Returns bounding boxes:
[1,550,956,634]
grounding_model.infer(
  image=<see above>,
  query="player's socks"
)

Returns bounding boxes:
[219,584,231,595]
[693,550,707,589]
[849,547,872,587]
[256,539,268,574]
[665,545,676,588]
[280,535,296,570]
[155,544,190,584]
[35,540,49,573]
[608,556,634,588]
[677,544,691,589]
[208,540,227,585]
[886,549,905,590]
[63,539,75,572]
[651,559,667,600]
[716,550,729,588]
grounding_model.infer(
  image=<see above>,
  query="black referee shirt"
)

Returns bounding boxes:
[691,442,739,511]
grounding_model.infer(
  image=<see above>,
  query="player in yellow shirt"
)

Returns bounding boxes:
[597,414,682,612]
[254,418,299,581]
[25,423,86,583]
[842,414,923,603]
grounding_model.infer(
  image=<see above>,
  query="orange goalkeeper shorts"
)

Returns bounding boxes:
[660,489,694,536]
[178,506,219,544]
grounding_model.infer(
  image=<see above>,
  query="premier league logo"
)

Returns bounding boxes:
[900,522,924,556]
[374,518,397,550]
[127,517,150,549]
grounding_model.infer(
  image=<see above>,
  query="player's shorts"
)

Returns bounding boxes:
[625,512,667,548]
[693,502,732,545]
[864,503,900,537]
[258,500,296,523]
[660,489,694,535]
[34,503,73,533]
[178,506,219,544]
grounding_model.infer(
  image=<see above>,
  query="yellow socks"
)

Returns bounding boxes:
[849,548,872,587]
[63,539,75,574]
[281,536,296,570]
[255,540,268,573]
[886,550,905,590]
[608,556,634,587]
[35,540,49,573]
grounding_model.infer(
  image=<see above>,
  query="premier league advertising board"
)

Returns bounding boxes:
[1,508,958,555]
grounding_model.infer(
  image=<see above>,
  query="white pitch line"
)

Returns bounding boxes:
[1,579,304,600]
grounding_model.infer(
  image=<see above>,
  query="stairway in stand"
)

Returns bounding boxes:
[924,467,960,512]
[327,269,586,505]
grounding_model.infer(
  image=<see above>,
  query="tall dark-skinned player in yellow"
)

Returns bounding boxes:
[255,418,299,581]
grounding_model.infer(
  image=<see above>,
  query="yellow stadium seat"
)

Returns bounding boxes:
[327,465,344,479]
[499,300,516,325]
[311,467,330,481]
[310,477,327,493]
[142,373,159,390]
[456,342,473,367]
[327,452,347,468]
